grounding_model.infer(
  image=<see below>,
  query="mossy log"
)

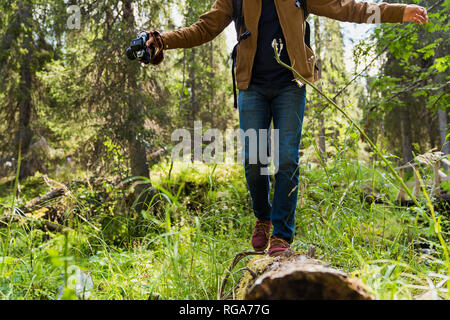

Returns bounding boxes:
[234,251,372,300]
[0,187,67,232]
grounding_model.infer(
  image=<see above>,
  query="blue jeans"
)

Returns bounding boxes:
[238,83,306,243]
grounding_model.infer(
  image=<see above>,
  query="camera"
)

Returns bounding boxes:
[126,31,154,64]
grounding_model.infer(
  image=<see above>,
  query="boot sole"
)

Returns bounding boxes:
[253,244,269,252]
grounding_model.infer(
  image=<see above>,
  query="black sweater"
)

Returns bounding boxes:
[250,0,294,88]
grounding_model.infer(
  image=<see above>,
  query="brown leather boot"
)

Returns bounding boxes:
[268,236,290,257]
[251,220,272,252]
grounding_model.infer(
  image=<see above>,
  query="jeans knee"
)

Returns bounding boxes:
[245,162,267,177]
[276,155,298,173]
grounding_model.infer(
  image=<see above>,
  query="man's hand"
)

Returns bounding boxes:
[143,30,165,65]
[403,5,428,24]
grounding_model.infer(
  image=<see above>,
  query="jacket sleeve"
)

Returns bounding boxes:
[307,0,406,24]
[161,0,233,49]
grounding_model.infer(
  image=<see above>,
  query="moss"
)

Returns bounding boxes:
[235,249,308,300]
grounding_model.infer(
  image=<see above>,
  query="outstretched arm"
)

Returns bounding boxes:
[158,0,233,50]
[307,0,427,24]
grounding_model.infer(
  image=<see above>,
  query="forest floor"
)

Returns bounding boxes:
[0,158,449,300]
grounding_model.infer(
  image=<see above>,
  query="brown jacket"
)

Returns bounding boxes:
[161,0,406,90]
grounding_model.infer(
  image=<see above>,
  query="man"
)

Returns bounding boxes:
[145,0,428,256]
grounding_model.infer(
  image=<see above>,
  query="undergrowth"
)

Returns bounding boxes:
[0,156,448,300]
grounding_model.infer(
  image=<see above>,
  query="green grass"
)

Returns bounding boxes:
[0,157,448,300]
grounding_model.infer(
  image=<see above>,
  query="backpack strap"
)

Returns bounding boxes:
[296,0,317,73]
[232,0,245,40]
[296,0,310,47]
[231,0,251,109]
[305,20,311,48]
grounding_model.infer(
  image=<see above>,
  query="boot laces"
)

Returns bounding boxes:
[254,221,270,237]
[270,236,289,248]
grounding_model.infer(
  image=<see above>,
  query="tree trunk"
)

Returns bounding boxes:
[432,14,449,170]
[425,109,436,151]
[438,107,449,171]
[233,252,372,300]
[400,106,413,164]
[16,1,34,178]
[123,0,151,209]
[188,47,198,163]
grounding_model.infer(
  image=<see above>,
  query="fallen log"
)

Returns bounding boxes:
[0,213,65,232]
[227,250,372,300]
[0,187,67,232]
[19,187,66,214]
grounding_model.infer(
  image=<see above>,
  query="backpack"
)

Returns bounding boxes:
[231,0,310,109]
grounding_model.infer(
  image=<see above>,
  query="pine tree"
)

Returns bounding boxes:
[0,1,57,178]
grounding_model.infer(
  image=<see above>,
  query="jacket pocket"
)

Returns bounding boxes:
[305,43,320,81]
[305,43,315,66]
[304,43,316,75]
